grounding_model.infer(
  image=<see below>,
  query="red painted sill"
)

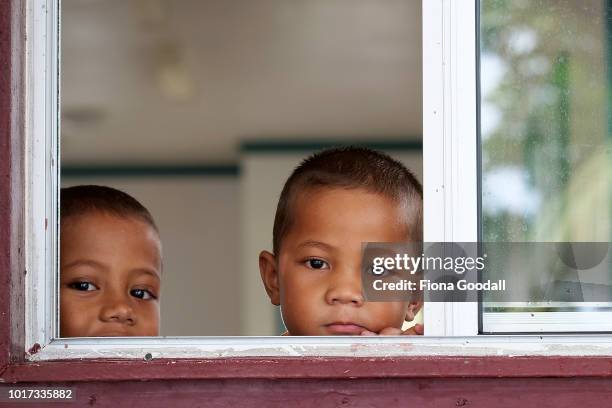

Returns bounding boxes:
[2,356,612,383]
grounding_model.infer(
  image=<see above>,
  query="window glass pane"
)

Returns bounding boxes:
[479,0,611,331]
[60,0,423,336]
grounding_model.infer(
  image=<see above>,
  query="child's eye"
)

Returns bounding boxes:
[305,258,330,270]
[130,288,156,300]
[68,281,98,291]
[369,266,393,277]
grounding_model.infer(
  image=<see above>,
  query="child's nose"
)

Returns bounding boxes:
[325,270,365,306]
[99,293,136,325]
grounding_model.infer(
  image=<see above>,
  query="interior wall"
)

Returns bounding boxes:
[62,176,240,336]
[60,0,423,165]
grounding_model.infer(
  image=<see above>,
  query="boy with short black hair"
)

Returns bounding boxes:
[60,185,162,337]
[259,147,423,336]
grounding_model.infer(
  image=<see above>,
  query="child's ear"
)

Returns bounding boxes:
[259,250,280,306]
[405,300,423,322]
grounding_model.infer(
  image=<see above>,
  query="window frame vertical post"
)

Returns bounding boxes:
[422,0,479,335]
[24,0,60,352]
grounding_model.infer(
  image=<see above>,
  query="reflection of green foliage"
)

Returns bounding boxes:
[481,0,608,242]
[551,52,570,188]
[608,0,612,136]
[483,213,518,241]
[480,0,513,52]
[607,1,612,248]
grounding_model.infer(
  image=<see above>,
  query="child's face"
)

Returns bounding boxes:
[260,187,416,335]
[60,212,162,337]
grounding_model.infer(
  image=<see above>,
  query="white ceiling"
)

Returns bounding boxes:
[61,0,422,165]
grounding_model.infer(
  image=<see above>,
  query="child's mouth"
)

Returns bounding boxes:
[324,322,367,335]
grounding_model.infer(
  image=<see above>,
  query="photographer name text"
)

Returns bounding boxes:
[372,279,506,291]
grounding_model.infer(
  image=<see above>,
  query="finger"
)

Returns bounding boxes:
[360,330,378,336]
[401,324,424,336]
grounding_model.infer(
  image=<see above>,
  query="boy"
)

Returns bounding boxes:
[259,147,424,336]
[60,185,162,337]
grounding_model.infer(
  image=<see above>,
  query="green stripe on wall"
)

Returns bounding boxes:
[62,138,422,177]
[240,138,422,153]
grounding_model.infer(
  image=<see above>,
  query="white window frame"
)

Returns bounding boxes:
[24,0,612,361]
[422,0,479,336]
[26,0,60,351]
